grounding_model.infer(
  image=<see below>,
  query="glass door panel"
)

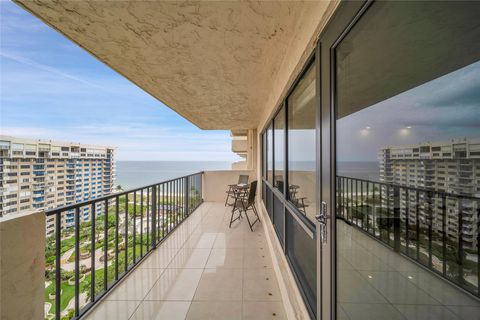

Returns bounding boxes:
[274,106,285,193]
[286,211,317,315]
[334,1,480,319]
[286,60,318,317]
[267,123,273,184]
[288,63,317,222]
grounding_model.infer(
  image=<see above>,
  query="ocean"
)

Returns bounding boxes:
[115,161,231,190]
[115,160,380,190]
[337,161,380,182]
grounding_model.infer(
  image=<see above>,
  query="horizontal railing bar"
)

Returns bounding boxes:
[336,175,480,200]
[46,171,204,216]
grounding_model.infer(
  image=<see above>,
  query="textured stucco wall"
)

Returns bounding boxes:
[0,211,45,320]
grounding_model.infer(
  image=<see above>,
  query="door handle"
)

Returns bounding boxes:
[316,201,328,245]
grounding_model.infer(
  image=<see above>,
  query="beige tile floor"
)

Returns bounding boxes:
[337,220,480,320]
[85,202,287,320]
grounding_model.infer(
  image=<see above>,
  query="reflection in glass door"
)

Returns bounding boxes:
[334,2,480,319]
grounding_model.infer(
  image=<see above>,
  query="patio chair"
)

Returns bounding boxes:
[225,174,249,206]
[276,180,284,192]
[293,197,308,215]
[229,180,260,231]
[289,185,308,215]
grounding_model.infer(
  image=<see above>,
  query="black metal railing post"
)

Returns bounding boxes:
[458,198,464,286]
[393,185,401,252]
[55,211,61,320]
[146,188,150,249]
[442,195,447,276]
[170,181,174,228]
[103,199,108,291]
[151,185,157,248]
[477,199,480,295]
[74,206,80,317]
[366,181,369,232]
[162,183,165,236]
[133,191,136,263]
[415,190,420,261]
[114,196,119,281]
[372,181,377,237]
[185,176,189,216]
[140,189,144,258]
[427,191,433,269]
[174,180,177,226]
[200,171,203,203]
[124,193,128,272]
[91,203,96,301]
[159,183,165,239]
[405,189,410,256]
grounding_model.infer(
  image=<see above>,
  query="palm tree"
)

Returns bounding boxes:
[116,185,123,192]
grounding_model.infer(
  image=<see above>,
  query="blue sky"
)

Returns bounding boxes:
[0,1,239,162]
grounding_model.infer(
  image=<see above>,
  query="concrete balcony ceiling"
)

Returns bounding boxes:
[14,0,335,130]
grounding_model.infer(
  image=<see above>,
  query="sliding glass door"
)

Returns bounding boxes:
[261,57,319,318]
[263,2,480,318]
[326,1,480,319]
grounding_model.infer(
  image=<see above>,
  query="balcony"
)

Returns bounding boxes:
[1,170,299,320]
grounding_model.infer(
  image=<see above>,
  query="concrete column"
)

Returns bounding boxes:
[231,129,258,171]
[0,211,45,320]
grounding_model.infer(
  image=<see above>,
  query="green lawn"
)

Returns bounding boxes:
[44,279,75,317]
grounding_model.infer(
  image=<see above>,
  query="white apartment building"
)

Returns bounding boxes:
[0,135,115,235]
[379,138,480,250]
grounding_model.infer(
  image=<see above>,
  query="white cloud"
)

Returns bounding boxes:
[0,125,241,162]
[0,51,106,89]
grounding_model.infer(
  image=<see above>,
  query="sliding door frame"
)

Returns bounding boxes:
[317,1,371,319]
[260,49,319,318]
[259,2,375,317]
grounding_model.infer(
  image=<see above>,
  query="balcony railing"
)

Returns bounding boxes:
[45,172,203,320]
[336,175,480,299]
